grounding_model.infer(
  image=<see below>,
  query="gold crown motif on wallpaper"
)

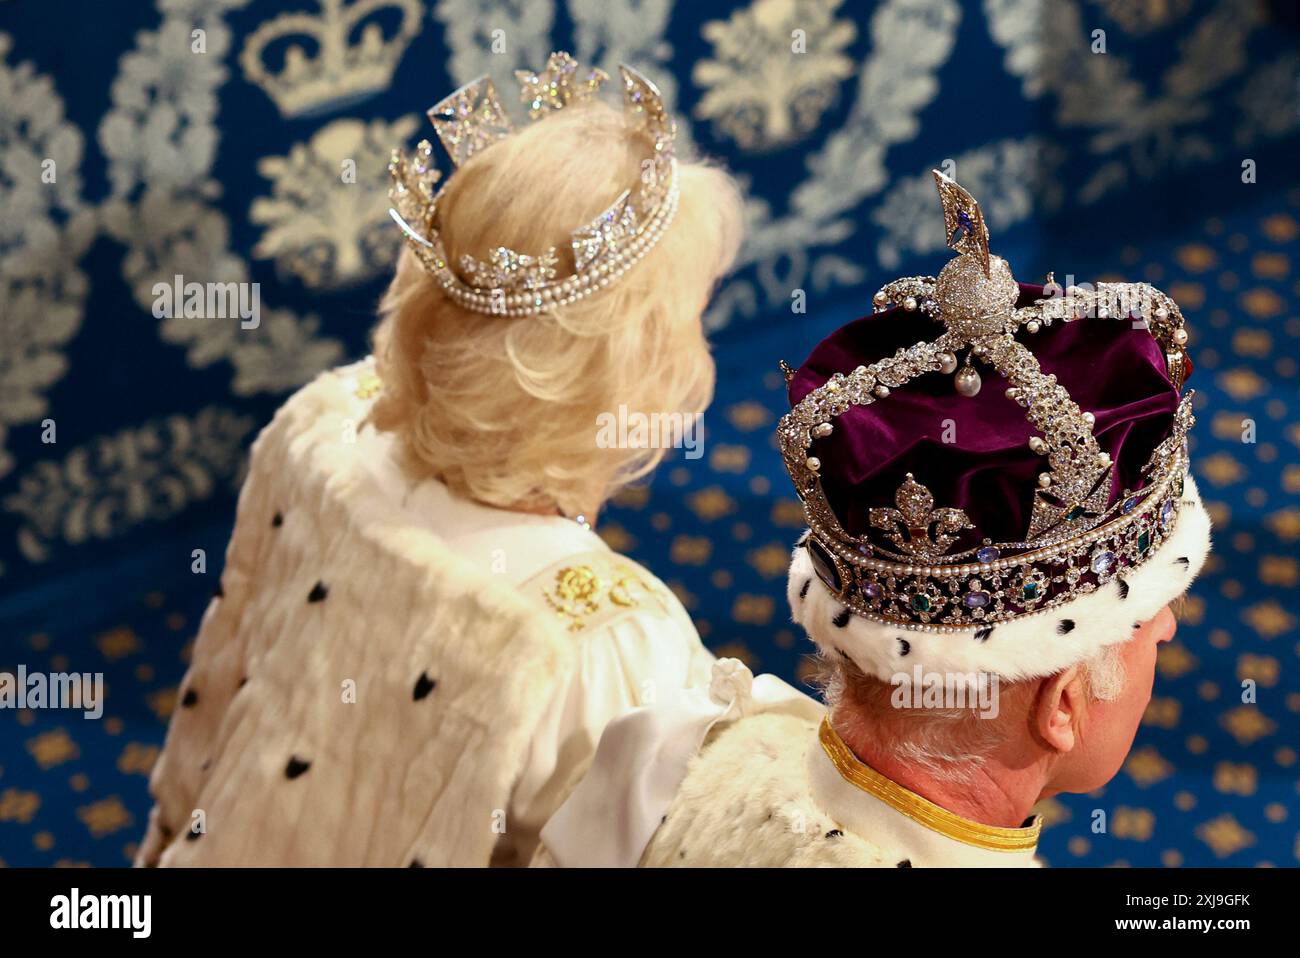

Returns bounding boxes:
[240,0,424,118]
[388,52,679,317]
[779,171,1195,631]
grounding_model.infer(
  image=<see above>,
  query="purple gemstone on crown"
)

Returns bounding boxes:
[963,591,990,609]
[976,546,1000,564]
[1160,499,1175,529]
[1090,551,1116,574]
[1122,496,1139,514]
[864,582,883,600]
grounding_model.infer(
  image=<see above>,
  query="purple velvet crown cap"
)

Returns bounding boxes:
[788,283,1187,551]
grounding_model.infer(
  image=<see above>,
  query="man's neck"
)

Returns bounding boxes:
[833,713,1044,829]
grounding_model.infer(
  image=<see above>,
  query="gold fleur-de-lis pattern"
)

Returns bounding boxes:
[1,0,1298,867]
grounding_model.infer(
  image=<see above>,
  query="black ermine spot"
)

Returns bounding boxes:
[285,756,312,779]
[412,672,437,701]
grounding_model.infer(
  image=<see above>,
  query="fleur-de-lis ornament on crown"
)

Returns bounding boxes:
[388,52,678,318]
[868,474,974,559]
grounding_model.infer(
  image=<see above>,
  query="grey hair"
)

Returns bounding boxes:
[1081,641,1127,702]
[819,642,1129,785]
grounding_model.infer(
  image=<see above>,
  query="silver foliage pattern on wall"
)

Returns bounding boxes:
[0,0,1297,571]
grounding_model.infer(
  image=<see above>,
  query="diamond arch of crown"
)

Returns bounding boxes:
[388,52,680,318]
[779,170,1195,631]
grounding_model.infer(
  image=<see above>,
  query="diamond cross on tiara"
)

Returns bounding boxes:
[428,77,514,168]
[516,52,609,120]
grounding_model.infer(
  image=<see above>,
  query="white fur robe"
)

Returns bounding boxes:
[136,361,702,866]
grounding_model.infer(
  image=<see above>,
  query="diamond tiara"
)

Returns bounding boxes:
[388,52,679,317]
[779,170,1195,632]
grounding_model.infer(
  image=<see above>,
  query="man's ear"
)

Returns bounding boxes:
[1033,665,1087,754]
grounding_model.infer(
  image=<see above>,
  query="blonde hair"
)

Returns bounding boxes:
[370,100,744,517]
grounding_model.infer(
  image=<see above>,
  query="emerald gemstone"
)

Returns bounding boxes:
[1066,504,1085,521]
[1137,529,1151,553]
[910,594,932,613]
[1022,582,1040,600]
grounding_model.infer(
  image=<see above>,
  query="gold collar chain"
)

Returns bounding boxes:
[818,718,1042,853]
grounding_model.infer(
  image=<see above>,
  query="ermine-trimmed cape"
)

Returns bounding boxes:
[136,360,707,867]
